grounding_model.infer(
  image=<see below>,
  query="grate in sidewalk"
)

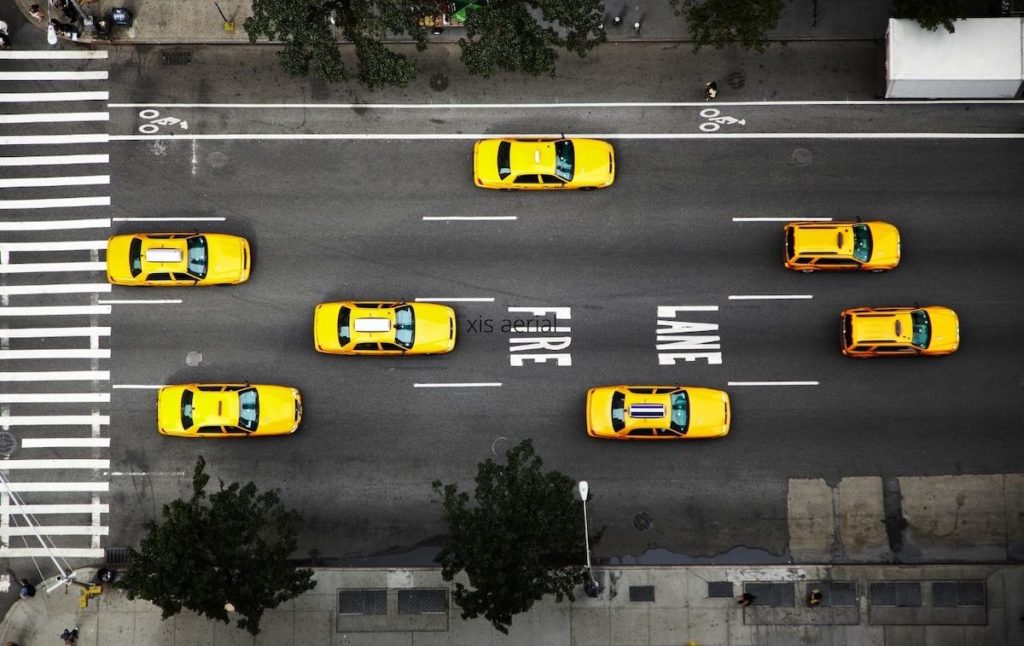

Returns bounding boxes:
[629,585,655,602]
[869,582,921,607]
[338,589,386,615]
[397,589,447,614]
[104,547,129,565]
[707,581,734,598]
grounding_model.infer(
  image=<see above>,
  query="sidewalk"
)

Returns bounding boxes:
[1,563,1022,645]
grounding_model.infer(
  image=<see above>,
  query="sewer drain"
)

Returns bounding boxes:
[726,71,745,89]
[0,432,16,458]
[430,73,449,92]
[791,148,813,166]
[186,351,203,367]
[633,511,653,531]
[161,51,192,66]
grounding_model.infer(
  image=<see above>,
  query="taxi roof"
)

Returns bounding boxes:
[509,141,555,173]
[851,312,913,344]
[793,224,854,255]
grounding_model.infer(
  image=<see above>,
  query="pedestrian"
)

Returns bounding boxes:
[704,81,718,101]
[59,627,78,645]
[737,591,755,607]
[18,578,35,599]
[808,589,823,607]
[29,4,44,21]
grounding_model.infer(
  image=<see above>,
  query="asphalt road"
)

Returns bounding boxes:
[3,46,1023,564]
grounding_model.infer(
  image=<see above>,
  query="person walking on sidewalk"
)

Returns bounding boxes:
[18,578,35,599]
[808,589,823,607]
[59,628,78,645]
[738,591,755,607]
[704,81,718,101]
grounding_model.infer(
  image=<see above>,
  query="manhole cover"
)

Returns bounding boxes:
[0,432,16,458]
[726,71,745,89]
[429,73,449,92]
[633,511,653,531]
[790,147,813,166]
[185,351,203,367]
[161,51,192,66]
[207,151,228,169]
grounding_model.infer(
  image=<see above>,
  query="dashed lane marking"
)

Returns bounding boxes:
[415,297,495,302]
[728,381,820,386]
[414,382,503,388]
[728,295,814,300]
[96,299,181,305]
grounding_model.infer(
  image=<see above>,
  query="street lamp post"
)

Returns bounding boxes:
[578,480,602,597]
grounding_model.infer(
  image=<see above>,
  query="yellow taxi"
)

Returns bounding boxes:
[313,300,456,355]
[784,221,900,272]
[473,138,615,190]
[586,385,730,440]
[840,306,959,357]
[157,383,302,437]
[106,232,251,286]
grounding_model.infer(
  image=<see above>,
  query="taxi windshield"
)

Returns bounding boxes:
[129,237,143,277]
[852,224,872,263]
[610,390,625,431]
[554,140,574,181]
[181,389,194,429]
[238,387,258,431]
[394,305,415,350]
[186,236,208,278]
[910,309,931,349]
[670,391,689,434]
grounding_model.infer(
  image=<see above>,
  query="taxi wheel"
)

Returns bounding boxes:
[801,269,814,273]
[871,269,885,273]
[579,187,596,191]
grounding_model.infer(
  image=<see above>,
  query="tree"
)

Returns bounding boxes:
[671,0,783,52]
[891,0,961,33]
[432,439,588,634]
[117,457,315,636]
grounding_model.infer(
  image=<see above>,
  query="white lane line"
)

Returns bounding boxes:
[0,134,109,146]
[0,175,110,189]
[111,384,164,389]
[0,261,106,274]
[0,393,110,403]
[0,154,109,166]
[0,91,108,103]
[109,133,1024,142]
[111,216,226,222]
[414,382,503,388]
[0,349,110,360]
[1,482,109,492]
[4,526,110,536]
[96,299,182,305]
[0,370,109,381]
[415,297,495,302]
[0,50,108,59]
[0,112,109,124]
[0,306,111,317]
[107,471,185,477]
[0,548,105,558]
[422,216,517,221]
[733,217,833,222]
[0,460,110,470]
[0,283,111,296]
[0,327,110,338]
[107,99,1024,108]
[0,71,108,81]
[0,196,111,210]
[0,240,107,252]
[0,218,110,231]
[22,437,110,448]
[728,295,814,300]
[727,381,820,386]
[0,415,109,426]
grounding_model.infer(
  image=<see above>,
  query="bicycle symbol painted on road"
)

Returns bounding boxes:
[137,109,189,135]
[699,108,746,133]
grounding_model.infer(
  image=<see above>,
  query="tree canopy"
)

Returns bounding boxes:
[891,0,962,33]
[117,457,315,635]
[672,0,783,52]
[433,439,588,634]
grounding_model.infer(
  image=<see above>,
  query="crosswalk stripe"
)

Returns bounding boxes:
[0,112,109,124]
[0,283,111,296]
[0,134,109,146]
[0,393,110,403]
[0,91,109,103]
[0,460,110,470]
[0,327,111,338]
[0,482,109,492]
[0,306,112,317]
[4,525,109,536]
[0,218,110,231]
[0,261,107,274]
[0,370,110,381]
[0,50,108,59]
[1,416,109,427]
[0,548,106,558]
[0,349,111,360]
[0,175,110,189]
[0,240,108,252]
[0,154,109,166]
[0,196,111,210]
[0,71,109,81]
[22,438,111,448]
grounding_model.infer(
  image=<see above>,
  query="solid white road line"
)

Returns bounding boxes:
[422,216,517,221]
[0,50,108,59]
[415,297,495,302]
[414,382,503,388]
[0,283,111,296]
[727,381,820,386]
[0,482,109,492]
[0,154,109,166]
[0,261,107,274]
[0,370,109,381]
[0,327,110,338]
[0,306,111,317]
[0,460,110,470]
[107,99,1024,108]
[0,91,108,103]
[110,133,1024,142]
[0,548,105,558]
[4,526,109,536]
[0,415,109,426]
[96,299,182,305]
[0,71,108,81]
[0,349,111,360]
[111,216,227,222]
[733,217,833,222]
[0,393,110,404]
[111,384,164,389]
[0,175,110,189]
[0,240,108,253]
[0,196,111,210]
[22,437,110,448]
[0,134,109,146]
[728,295,814,300]
[0,112,109,124]
[0,218,110,231]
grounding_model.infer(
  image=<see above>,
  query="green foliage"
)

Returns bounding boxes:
[460,0,606,78]
[352,32,418,89]
[892,0,961,33]
[116,457,315,636]
[672,0,783,53]
[432,439,588,634]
